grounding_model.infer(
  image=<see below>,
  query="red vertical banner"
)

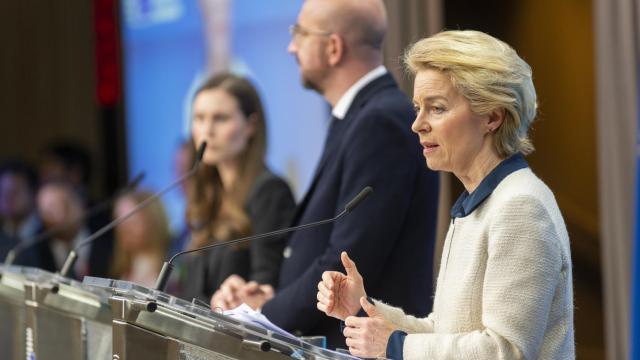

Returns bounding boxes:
[94,0,121,107]
[633,80,640,359]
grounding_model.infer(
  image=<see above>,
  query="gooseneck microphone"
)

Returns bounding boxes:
[3,172,146,266]
[58,142,207,278]
[153,186,373,292]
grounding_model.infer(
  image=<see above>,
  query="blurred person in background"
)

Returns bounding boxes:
[35,141,114,276]
[178,72,295,302]
[15,181,113,278]
[39,141,93,202]
[110,190,171,288]
[0,160,40,259]
[39,140,113,227]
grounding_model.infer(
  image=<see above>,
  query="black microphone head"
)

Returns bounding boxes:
[128,171,145,191]
[196,142,207,162]
[344,186,373,213]
[117,171,145,196]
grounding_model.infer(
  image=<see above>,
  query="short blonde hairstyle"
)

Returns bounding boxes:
[405,30,537,157]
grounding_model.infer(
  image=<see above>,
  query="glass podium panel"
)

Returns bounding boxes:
[17,269,113,360]
[83,276,360,360]
[0,265,58,360]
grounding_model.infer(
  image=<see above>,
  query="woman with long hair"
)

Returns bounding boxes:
[180,73,295,303]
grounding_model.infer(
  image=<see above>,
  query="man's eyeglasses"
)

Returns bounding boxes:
[289,24,332,40]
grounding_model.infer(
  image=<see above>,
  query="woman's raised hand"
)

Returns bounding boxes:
[316,251,367,321]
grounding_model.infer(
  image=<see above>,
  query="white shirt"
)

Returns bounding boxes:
[331,65,387,120]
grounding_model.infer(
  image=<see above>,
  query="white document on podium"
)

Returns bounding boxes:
[223,303,298,339]
[223,304,360,359]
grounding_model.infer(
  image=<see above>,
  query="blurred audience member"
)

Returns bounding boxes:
[37,140,114,274]
[0,160,40,259]
[39,141,92,200]
[16,181,113,278]
[110,191,171,288]
[180,73,295,302]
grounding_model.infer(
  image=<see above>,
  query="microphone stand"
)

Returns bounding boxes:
[153,186,373,292]
[2,171,145,267]
[57,143,207,278]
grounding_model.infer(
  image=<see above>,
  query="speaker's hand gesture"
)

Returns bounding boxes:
[316,251,366,321]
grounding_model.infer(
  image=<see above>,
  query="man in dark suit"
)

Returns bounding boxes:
[211,0,439,349]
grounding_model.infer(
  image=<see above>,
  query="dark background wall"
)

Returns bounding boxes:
[0,0,126,201]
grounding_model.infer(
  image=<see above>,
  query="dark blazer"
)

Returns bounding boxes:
[0,231,19,262]
[14,221,114,279]
[261,73,440,349]
[178,169,296,302]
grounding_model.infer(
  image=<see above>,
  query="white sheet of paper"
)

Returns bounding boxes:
[223,303,299,339]
[223,304,361,360]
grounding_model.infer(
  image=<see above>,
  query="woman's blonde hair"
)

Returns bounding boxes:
[110,190,171,279]
[186,73,267,249]
[404,30,538,157]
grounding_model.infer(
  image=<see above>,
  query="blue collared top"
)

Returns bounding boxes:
[450,153,529,218]
[385,153,529,360]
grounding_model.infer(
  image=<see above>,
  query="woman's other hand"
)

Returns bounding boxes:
[210,274,246,310]
[343,297,395,358]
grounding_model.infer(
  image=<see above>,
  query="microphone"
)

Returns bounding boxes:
[2,172,146,266]
[153,186,373,292]
[57,142,207,278]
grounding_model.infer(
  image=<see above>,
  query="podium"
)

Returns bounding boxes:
[0,266,56,360]
[24,273,113,359]
[83,277,357,360]
[0,267,358,359]
[0,265,113,360]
